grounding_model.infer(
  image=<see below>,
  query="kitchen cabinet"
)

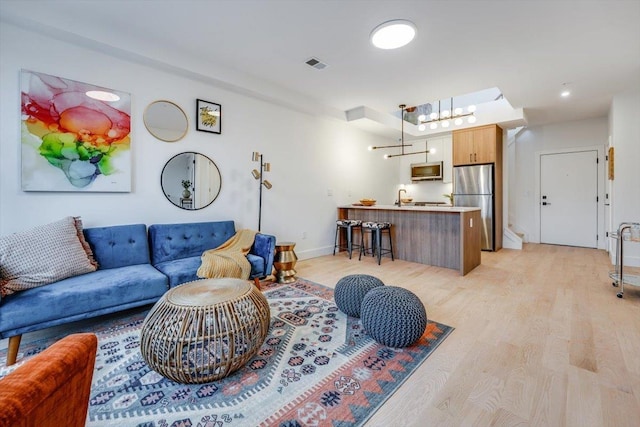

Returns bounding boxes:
[452,124,502,166]
[452,124,504,251]
[337,205,482,275]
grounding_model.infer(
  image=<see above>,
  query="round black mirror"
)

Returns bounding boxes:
[161,152,221,210]
[144,100,188,142]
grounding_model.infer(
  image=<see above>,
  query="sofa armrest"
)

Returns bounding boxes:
[251,233,276,279]
[0,333,97,427]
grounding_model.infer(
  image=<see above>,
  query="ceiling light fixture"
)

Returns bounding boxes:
[560,83,571,97]
[370,19,417,49]
[368,104,433,159]
[417,98,476,131]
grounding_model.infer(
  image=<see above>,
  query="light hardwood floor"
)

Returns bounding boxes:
[299,244,640,427]
[2,244,638,426]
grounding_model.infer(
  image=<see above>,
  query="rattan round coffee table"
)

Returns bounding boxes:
[140,278,270,384]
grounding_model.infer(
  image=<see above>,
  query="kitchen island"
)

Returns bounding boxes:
[337,205,481,275]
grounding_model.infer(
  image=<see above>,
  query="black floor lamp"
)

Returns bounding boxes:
[251,151,272,232]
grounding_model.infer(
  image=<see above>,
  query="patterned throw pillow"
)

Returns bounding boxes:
[0,216,98,297]
[73,217,97,265]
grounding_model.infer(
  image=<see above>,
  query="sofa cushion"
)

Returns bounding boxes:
[155,253,267,289]
[0,264,168,336]
[84,224,151,269]
[148,221,236,265]
[0,217,97,297]
[73,217,97,266]
[153,257,201,288]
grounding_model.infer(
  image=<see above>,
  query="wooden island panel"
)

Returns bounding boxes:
[338,206,481,275]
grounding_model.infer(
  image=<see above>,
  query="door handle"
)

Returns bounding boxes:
[542,202,551,206]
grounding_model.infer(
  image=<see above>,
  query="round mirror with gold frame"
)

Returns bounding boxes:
[161,152,222,210]
[144,100,188,142]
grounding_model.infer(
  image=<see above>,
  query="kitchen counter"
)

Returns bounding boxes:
[337,204,481,275]
[346,204,479,213]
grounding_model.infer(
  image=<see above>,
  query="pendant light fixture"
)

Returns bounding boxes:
[417,98,476,131]
[367,104,434,159]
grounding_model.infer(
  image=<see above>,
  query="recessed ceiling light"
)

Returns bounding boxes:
[561,90,571,97]
[370,19,417,50]
[86,90,120,102]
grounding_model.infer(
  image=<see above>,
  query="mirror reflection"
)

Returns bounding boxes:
[161,152,221,210]
[144,100,188,142]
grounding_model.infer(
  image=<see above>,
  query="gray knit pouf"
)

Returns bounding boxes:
[334,274,385,318]
[361,286,427,348]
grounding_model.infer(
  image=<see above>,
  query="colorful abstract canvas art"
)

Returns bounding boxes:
[20,70,131,192]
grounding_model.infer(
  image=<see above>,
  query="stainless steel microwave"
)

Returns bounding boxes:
[410,161,443,181]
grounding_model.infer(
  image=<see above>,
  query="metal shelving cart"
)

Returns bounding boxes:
[609,222,640,298]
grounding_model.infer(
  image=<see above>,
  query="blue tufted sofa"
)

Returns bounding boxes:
[0,220,275,366]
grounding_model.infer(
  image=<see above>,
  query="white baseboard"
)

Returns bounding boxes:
[295,246,334,261]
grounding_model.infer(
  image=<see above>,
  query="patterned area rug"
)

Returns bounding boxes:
[0,278,453,426]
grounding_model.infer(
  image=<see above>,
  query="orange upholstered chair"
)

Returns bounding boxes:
[0,333,97,427]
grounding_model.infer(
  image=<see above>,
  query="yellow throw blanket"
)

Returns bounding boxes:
[196,229,257,280]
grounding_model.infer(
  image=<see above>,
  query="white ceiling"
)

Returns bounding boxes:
[2,0,639,133]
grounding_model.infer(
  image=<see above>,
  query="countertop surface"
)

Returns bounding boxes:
[340,204,480,213]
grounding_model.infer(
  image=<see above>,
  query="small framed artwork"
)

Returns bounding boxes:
[196,99,221,134]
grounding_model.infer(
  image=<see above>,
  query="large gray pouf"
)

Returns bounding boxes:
[334,274,385,318]
[361,286,427,348]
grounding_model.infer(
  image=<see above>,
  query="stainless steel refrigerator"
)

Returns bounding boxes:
[453,164,495,251]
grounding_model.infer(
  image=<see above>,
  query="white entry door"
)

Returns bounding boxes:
[540,150,598,248]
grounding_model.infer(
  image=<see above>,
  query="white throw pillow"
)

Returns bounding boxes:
[0,216,97,297]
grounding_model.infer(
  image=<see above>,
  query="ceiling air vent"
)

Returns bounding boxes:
[305,57,328,70]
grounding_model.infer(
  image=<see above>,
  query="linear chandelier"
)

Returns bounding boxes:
[368,104,433,159]
[418,98,476,131]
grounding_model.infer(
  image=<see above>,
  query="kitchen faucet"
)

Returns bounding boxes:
[397,189,406,207]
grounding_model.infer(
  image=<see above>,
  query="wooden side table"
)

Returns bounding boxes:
[274,242,297,284]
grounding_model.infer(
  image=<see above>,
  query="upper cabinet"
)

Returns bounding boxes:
[452,124,503,165]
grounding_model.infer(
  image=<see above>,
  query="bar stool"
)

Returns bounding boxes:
[333,219,362,259]
[359,221,394,265]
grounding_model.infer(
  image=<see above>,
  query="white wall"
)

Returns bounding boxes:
[610,89,640,267]
[396,135,454,204]
[509,117,609,247]
[0,22,398,259]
